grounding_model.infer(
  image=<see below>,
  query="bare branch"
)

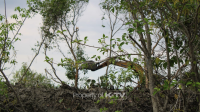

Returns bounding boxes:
[45,69,62,84]
[151,33,163,55]
[44,45,63,84]
[19,36,45,83]
[128,35,145,53]
[170,64,187,81]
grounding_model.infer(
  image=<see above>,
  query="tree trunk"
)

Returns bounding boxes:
[146,57,159,112]
[188,42,200,112]
[75,67,79,88]
[144,58,149,89]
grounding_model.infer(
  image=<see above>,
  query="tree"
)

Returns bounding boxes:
[0,0,39,111]
[70,0,200,111]
[64,46,88,80]
[27,0,89,88]
[24,0,200,111]
[147,1,200,111]
[96,0,200,111]
[11,62,54,88]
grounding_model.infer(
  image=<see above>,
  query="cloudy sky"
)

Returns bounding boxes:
[0,0,140,88]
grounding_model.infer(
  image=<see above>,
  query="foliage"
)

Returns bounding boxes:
[28,0,89,87]
[94,0,200,111]
[0,4,35,111]
[11,63,54,88]
[79,76,90,88]
[27,0,75,31]
[27,0,89,42]
[0,77,8,97]
[0,6,32,69]
[100,107,108,112]
[64,46,88,80]
[20,0,200,111]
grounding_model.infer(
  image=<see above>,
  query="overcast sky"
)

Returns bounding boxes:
[0,0,140,88]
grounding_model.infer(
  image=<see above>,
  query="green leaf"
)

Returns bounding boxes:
[109,100,114,104]
[112,44,115,49]
[100,108,103,112]
[117,38,121,41]
[11,14,18,19]
[91,79,96,83]
[169,59,175,67]
[87,79,91,82]
[163,62,167,69]
[132,22,137,27]
[128,28,134,33]
[45,56,49,60]
[111,7,115,13]
[95,100,100,104]
[144,18,148,22]
[103,107,108,110]
[59,99,63,103]
[78,40,83,43]
[101,16,105,20]
[186,60,189,65]
[84,36,88,44]
[97,56,101,60]
[119,42,124,46]
[133,58,138,62]
[15,6,21,12]
[110,39,115,41]
[196,82,200,85]
[103,34,105,38]
[102,25,105,27]
[125,21,131,25]
[186,81,192,86]
[178,85,182,89]
[98,39,102,43]
[153,87,160,95]
[91,55,96,58]
[135,20,139,22]
[155,57,160,65]
[122,35,126,41]
[57,30,61,33]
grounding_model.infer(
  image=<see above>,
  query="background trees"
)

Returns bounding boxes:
[11,63,54,88]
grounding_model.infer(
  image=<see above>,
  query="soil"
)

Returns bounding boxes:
[0,83,198,112]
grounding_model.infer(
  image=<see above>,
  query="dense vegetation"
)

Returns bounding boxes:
[0,0,200,111]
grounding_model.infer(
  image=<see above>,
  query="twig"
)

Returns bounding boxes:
[44,45,63,84]
[151,33,163,55]
[19,36,45,83]
[170,64,187,81]
[45,69,62,84]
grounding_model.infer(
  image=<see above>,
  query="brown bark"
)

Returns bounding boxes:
[75,68,79,88]
[146,57,159,112]
[126,0,160,111]
[144,58,149,89]
[188,40,200,112]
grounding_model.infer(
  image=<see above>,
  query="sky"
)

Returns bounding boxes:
[0,0,140,88]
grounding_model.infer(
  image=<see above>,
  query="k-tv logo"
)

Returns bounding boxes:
[73,91,127,100]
